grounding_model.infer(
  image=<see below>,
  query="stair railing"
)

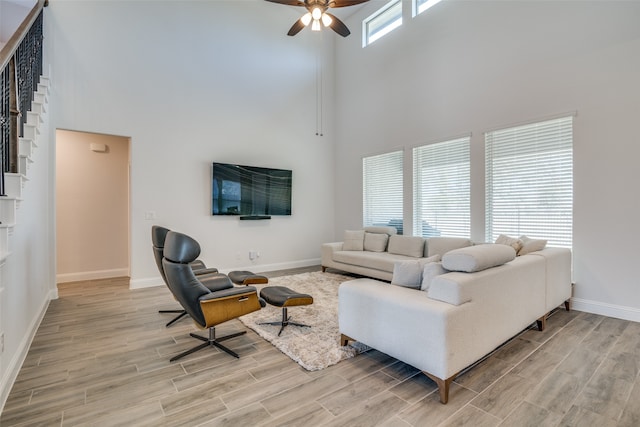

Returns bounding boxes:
[0,0,47,196]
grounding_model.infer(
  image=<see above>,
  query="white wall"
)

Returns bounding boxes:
[56,130,130,282]
[0,75,54,411]
[46,1,337,287]
[334,1,640,320]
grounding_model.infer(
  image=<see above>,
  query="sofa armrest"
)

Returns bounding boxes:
[527,247,572,311]
[321,242,343,267]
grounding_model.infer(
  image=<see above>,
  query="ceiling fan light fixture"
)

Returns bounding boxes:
[311,19,321,31]
[321,13,332,27]
[311,7,322,20]
[301,12,312,26]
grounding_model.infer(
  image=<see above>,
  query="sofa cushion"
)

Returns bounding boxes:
[333,250,416,273]
[425,237,472,257]
[442,244,516,273]
[364,226,397,236]
[388,235,425,258]
[364,232,389,252]
[421,261,448,291]
[343,230,364,251]
[518,235,547,255]
[495,234,523,253]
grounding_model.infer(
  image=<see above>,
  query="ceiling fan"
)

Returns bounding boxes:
[265,0,370,37]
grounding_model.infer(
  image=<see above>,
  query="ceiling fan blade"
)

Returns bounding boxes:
[287,18,307,36]
[328,0,369,8]
[325,13,350,37]
[264,0,305,6]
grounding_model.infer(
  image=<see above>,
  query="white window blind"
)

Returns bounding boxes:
[363,0,402,47]
[363,150,403,234]
[485,116,573,247]
[414,0,443,16]
[413,137,470,238]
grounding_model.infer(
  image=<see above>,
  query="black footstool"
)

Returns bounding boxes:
[228,270,269,286]
[259,286,313,336]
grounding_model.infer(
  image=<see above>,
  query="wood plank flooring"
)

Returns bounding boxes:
[2,267,639,426]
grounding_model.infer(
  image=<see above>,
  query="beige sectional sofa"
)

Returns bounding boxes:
[338,243,572,404]
[321,226,472,281]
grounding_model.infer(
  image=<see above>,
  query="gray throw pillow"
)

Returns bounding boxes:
[391,260,423,289]
[420,262,448,291]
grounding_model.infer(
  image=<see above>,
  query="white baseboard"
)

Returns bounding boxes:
[129,277,164,290]
[218,258,321,275]
[129,258,321,290]
[571,297,640,323]
[56,268,130,284]
[0,295,50,414]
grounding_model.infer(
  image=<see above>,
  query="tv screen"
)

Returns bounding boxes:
[212,162,292,217]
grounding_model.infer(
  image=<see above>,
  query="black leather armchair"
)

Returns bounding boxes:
[152,225,226,327]
[162,231,263,361]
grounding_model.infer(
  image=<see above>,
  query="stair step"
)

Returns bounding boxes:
[19,138,34,159]
[4,174,27,199]
[31,100,46,115]
[0,197,18,226]
[18,156,33,175]
[0,226,10,261]
[26,111,42,129]
[23,123,40,140]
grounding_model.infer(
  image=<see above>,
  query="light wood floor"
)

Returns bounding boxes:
[2,267,639,426]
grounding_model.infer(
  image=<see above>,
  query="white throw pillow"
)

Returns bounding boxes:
[420,262,448,291]
[495,234,523,253]
[343,230,365,251]
[363,232,389,252]
[442,244,516,273]
[518,235,547,255]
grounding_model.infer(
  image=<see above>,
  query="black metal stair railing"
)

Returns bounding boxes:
[0,1,46,197]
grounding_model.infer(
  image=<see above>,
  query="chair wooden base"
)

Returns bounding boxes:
[169,327,246,361]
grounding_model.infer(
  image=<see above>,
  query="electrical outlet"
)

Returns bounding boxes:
[249,250,258,260]
[144,211,157,220]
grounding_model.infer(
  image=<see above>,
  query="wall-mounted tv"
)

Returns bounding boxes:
[212,162,292,218]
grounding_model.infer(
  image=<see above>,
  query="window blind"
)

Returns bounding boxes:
[364,0,402,46]
[413,137,470,238]
[485,116,573,247]
[363,150,404,234]
[414,0,443,16]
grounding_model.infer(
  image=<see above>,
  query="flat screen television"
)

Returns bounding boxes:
[212,162,292,217]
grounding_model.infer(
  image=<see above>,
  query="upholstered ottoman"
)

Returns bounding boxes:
[259,286,313,336]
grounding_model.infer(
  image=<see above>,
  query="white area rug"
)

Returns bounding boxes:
[239,271,368,371]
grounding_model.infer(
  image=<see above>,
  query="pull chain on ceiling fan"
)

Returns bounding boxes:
[265,0,370,37]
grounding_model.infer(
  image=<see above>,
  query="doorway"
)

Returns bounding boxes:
[55,129,131,283]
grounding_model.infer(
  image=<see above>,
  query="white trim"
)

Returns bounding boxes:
[129,258,322,290]
[0,296,50,414]
[56,268,129,284]
[571,298,640,323]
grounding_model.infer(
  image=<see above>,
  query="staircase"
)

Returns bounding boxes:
[0,76,49,263]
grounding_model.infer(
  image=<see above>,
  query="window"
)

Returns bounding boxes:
[413,0,443,17]
[363,150,403,234]
[485,116,573,247]
[363,0,402,47]
[413,137,470,238]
